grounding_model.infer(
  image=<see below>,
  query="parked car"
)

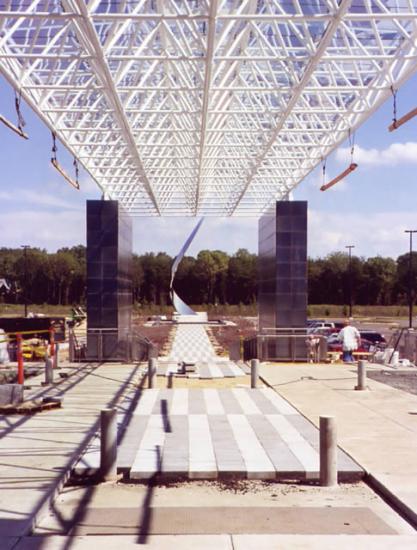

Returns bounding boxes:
[307,321,335,334]
[359,331,386,348]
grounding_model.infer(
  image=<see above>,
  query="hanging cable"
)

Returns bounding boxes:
[0,88,29,139]
[50,131,80,190]
[320,129,358,192]
[388,85,417,132]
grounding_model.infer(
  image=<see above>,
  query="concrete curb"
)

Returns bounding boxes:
[366,473,417,530]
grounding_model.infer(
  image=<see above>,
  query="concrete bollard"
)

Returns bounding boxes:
[44,353,54,385]
[320,416,337,487]
[53,342,59,369]
[251,358,259,388]
[100,408,118,481]
[69,330,75,362]
[148,357,157,389]
[355,360,367,391]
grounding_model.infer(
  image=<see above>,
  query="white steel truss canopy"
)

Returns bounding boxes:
[1,1,417,216]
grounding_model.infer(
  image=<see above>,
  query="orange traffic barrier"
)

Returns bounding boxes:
[16,333,24,385]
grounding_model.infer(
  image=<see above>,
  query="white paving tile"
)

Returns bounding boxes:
[130,414,166,479]
[207,364,224,378]
[171,388,189,415]
[188,414,217,478]
[203,389,225,415]
[134,389,160,415]
[232,389,261,415]
[227,414,275,479]
[261,387,298,415]
[266,414,319,472]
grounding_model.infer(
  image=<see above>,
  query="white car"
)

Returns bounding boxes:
[307,322,335,334]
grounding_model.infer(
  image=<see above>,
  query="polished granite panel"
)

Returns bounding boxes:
[86,200,132,360]
[258,201,308,359]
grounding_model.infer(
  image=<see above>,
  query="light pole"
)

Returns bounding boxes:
[21,245,29,317]
[345,245,355,318]
[404,230,417,329]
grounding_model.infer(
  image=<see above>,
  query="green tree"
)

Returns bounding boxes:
[227,249,257,304]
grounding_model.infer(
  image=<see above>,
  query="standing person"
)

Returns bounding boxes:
[338,319,360,363]
[0,328,9,365]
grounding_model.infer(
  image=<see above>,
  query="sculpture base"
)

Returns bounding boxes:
[173,312,208,323]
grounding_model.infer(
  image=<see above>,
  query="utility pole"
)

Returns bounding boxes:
[21,245,29,317]
[404,230,417,329]
[345,245,355,318]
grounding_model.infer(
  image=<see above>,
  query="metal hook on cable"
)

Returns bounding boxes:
[50,131,80,190]
[320,129,358,192]
[388,85,417,132]
[0,87,29,139]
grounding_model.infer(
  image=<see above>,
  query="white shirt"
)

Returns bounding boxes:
[338,325,360,351]
[0,329,9,364]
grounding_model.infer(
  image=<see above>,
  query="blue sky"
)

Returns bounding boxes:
[1,72,417,260]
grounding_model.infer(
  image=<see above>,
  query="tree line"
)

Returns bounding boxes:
[0,246,415,307]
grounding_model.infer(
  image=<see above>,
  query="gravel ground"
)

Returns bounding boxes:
[367,369,417,396]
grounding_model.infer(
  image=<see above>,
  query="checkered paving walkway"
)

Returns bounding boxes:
[74,389,363,482]
[168,324,223,363]
[162,323,247,378]
[157,361,249,379]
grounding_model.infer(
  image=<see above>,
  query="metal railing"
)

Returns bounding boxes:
[78,328,156,363]
[385,328,417,365]
[244,327,327,362]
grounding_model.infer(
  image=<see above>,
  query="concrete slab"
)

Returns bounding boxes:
[0,363,140,536]
[260,363,417,528]
[28,506,397,535]
[0,383,24,405]
[232,535,417,550]
[14,535,233,550]
[35,479,415,537]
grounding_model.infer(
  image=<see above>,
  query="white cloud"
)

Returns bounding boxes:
[309,209,417,258]
[335,142,417,167]
[0,187,84,209]
[0,209,85,250]
[133,217,258,256]
[1,202,412,261]
[305,168,347,192]
[0,208,259,255]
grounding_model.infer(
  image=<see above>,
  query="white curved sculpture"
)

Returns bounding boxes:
[170,218,204,315]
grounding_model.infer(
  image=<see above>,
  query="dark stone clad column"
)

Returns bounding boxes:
[86,200,132,361]
[258,201,307,360]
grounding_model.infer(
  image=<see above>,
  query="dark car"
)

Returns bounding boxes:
[359,331,386,348]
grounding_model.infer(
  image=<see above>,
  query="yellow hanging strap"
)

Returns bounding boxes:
[320,130,358,192]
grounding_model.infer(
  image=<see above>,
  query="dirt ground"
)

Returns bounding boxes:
[133,316,174,356]
[367,369,417,396]
[152,374,259,389]
[208,316,257,354]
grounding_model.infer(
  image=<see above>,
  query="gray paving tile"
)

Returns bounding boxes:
[188,389,206,413]
[208,415,246,474]
[286,414,362,474]
[245,388,282,414]
[118,416,149,471]
[161,415,189,475]
[218,389,244,414]
[247,415,305,476]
